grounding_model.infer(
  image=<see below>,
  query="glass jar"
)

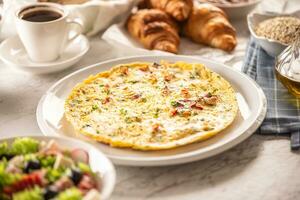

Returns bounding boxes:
[275,36,300,98]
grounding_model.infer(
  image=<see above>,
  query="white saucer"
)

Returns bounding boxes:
[0,35,90,74]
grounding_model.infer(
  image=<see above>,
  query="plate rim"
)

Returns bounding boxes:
[36,55,267,166]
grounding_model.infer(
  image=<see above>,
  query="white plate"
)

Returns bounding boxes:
[0,35,89,74]
[0,135,116,200]
[37,55,267,166]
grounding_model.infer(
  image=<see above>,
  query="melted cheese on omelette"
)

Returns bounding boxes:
[65,61,238,150]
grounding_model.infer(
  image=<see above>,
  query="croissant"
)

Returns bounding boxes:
[184,3,237,52]
[126,9,180,54]
[140,0,193,21]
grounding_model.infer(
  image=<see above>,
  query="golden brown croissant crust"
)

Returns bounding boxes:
[184,3,237,52]
[126,9,180,54]
[141,0,193,21]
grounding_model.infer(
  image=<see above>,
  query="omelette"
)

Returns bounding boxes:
[65,61,238,150]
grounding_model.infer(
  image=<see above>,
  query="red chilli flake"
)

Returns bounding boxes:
[132,94,141,100]
[170,109,178,117]
[104,84,110,89]
[102,97,110,104]
[152,124,160,132]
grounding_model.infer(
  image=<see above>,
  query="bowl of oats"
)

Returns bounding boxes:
[248,11,300,57]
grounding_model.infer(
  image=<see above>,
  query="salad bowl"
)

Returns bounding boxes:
[0,136,116,200]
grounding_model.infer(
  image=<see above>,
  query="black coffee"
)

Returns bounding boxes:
[21,10,62,22]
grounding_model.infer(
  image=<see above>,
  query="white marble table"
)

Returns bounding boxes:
[1,1,300,199]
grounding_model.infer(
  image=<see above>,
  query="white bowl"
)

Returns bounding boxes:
[199,0,261,19]
[247,10,300,57]
[64,0,138,36]
[0,135,116,200]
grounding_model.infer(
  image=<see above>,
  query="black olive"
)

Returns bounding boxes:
[68,168,83,185]
[0,154,14,160]
[43,187,58,200]
[24,160,41,173]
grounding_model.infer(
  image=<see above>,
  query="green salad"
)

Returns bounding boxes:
[0,137,101,200]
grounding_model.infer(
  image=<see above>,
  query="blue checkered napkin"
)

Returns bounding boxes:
[242,38,300,150]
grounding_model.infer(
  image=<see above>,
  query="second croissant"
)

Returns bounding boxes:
[184,3,237,52]
[140,0,194,21]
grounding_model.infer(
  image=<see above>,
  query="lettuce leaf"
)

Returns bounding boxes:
[10,138,39,155]
[12,187,43,200]
[0,159,22,188]
[57,187,82,200]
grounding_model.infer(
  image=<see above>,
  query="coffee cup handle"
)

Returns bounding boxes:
[61,18,83,52]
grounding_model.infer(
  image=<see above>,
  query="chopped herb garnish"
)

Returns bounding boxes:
[171,101,178,107]
[212,88,218,94]
[189,72,195,79]
[128,80,138,84]
[154,108,160,118]
[125,117,132,124]
[73,99,82,104]
[120,108,127,116]
[171,101,182,107]
[99,84,104,87]
[134,117,142,122]
[206,92,212,97]
[96,130,100,134]
[92,105,98,110]
[105,90,110,95]
[124,116,142,123]
[83,124,91,128]
[141,98,147,103]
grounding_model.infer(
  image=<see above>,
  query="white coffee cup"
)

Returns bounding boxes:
[15,3,82,63]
